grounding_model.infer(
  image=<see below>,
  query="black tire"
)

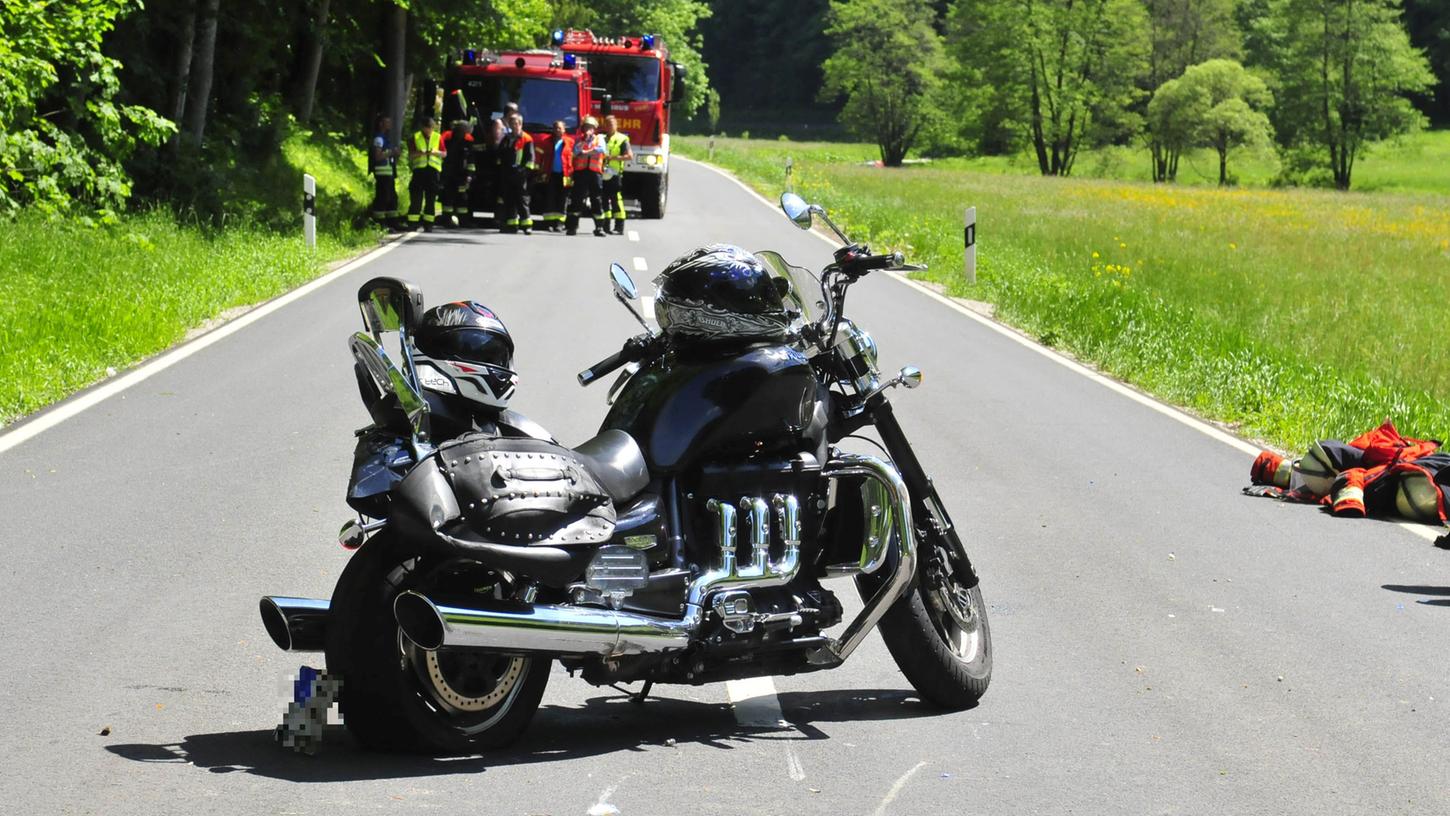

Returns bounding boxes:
[873,567,992,710]
[324,534,550,753]
[638,172,667,219]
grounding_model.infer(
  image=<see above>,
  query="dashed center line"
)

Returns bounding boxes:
[627,229,640,242]
[725,676,788,728]
[631,256,648,273]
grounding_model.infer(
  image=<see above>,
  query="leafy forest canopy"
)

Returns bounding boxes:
[2,0,1447,222]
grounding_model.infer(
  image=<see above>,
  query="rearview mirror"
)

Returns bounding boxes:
[780,193,812,230]
[610,262,639,300]
[358,277,424,338]
[350,332,429,440]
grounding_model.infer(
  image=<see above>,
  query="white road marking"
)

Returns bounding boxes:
[785,741,807,782]
[627,230,640,242]
[725,676,788,728]
[0,233,417,455]
[632,256,648,273]
[870,760,927,816]
[641,295,655,317]
[679,156,1446,545]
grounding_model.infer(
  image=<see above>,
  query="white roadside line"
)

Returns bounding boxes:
[627,229,640,242]
[870,761,928,816]
[678,156,1444,545]
[0,232,417,456]
[632,255,648,273]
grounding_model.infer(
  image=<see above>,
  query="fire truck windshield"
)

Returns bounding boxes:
[585,55,661,102]
[445,76,581,130]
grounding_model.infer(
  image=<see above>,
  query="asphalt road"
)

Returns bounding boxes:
[1,157,1446,816]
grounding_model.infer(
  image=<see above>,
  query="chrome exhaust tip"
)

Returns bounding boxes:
[260,596,330,652]
[393,590,447,651]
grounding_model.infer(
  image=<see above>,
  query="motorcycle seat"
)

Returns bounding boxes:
[572,430,650,504]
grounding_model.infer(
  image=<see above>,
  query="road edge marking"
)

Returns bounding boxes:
[677,155,1444,544]
[0,232,417,455]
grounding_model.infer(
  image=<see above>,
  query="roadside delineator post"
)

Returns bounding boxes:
[785,155,794,193]
[964,206,976,285]
[303,174,317,250]
[708,136,715,161]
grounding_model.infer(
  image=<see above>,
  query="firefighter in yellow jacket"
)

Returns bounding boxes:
[405,117,444,232]
[601,115,633,235]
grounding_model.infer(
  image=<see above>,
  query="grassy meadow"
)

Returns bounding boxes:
[677,136,1450,450]
[0,129,379,426]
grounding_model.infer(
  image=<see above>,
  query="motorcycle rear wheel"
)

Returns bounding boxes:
[324,533,550,753]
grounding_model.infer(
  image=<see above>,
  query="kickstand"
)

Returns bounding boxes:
[608,680,654,703]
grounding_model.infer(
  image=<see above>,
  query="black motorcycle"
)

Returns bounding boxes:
[260,193,991,752]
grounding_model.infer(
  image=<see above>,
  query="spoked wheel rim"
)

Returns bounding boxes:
[927,578,989,671]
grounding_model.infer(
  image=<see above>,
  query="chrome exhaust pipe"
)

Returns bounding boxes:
[396,493,808,658]
[260,596,329,652]
[811,454,916,666]
[394,591,696,657]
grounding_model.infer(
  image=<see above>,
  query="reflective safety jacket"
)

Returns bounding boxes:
[547,135,575,177]
[370,133,396,176]
[409,130,443,171]
[573,133,605,174]
[505,131,535,172]
[603,132,630,180]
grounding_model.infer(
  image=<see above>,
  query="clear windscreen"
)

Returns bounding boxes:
[583,55,661,102]
[756,250,823,324]
[445,77,581,130]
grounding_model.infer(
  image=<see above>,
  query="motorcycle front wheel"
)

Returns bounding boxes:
[872,544,992,709]
[324,533,550,753]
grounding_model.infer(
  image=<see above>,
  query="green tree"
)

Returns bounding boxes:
[0,0,174,219]
[949,0,1150,175]
[1267,0,1434,189]
[820,0,947,166]
[1148,59,1273,184]
[1143,0,1240,181]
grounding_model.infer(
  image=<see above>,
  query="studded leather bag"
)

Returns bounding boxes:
[435,434,616,545]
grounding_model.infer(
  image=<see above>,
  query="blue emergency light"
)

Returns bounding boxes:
[552,29,565,45]
[462,49,477,65]
[642,34,656,50]
[562,53,577,69]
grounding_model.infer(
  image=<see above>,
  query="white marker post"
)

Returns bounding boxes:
[708,136,716,162]
[963,206,976,285]
[303,174,317,249]
[785,155,794,193]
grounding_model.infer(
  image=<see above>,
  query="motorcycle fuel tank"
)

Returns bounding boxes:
[602,344,825,473]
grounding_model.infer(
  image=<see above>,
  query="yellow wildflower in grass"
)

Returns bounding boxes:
[1092,251,1100,258]
[1229,243,1238,250]
[1119,242,1127,249]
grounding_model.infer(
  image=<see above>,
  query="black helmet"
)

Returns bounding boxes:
[653,244,790,343]
[412,301,517,410]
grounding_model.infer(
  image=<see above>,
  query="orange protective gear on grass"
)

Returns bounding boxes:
[1348,419,1439,468]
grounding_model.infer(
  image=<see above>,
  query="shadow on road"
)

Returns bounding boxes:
[103,686,938,782]
[1381,584,1450,607]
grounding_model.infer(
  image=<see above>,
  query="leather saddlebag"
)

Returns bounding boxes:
[435,433,615,545]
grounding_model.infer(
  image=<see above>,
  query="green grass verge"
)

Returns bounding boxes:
[678,136,1450,451]
[0,129,380,427]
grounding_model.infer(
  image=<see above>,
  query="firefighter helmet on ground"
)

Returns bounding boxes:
[653,243,791,344]
[412,301,517,410]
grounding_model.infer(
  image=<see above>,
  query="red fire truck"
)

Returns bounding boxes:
[437,49,591,224]
[558,29,686,218]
